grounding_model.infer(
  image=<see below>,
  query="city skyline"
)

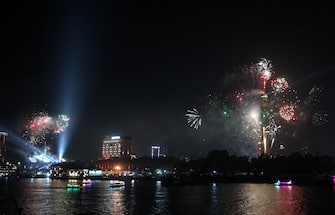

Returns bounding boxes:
[2,2,335,162]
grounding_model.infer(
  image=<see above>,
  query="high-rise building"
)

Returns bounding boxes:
[151,145,160,158]
[102,136,131,159]
[151,145,167,158]
[0,131,8,164]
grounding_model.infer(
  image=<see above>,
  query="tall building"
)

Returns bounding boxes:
[151,145,160,158]
[102,136,131,159]
[0,131,8,164]
[151,145,167,158]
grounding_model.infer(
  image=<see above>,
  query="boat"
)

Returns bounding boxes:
[274,180,292,186]
[82,179,92,184]
[110,180,125,187]
[82,178,92,187]
[67,182,82,189]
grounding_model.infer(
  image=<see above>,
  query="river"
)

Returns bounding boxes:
[0,178,334,215]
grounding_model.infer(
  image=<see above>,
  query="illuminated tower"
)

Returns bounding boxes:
[151,145,160,158]
[102,136,131,159]
[151,145,168,158]
[260,94,270,156]
[0,131,8,164]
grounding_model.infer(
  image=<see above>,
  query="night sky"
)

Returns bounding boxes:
[3,2,335,162]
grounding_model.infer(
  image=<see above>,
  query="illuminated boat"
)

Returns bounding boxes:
[110,180,125,187]
[67,183,82,189]
[82,179,92,184]
[274,180,292,186]
[82,179,92,187]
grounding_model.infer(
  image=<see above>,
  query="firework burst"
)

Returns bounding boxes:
[279,104,296,121]
[271,78,289,93]
[312,111,328,127]
[23,109,70,145]
[186,57,327,157]
[246,57,274,92]
[185,108,202,130]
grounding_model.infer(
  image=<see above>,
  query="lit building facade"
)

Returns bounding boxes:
[0,131,8,164]
[95,158,132,176]
[102,136,131,159]
[151,145,167,158]
[151,145,160,158]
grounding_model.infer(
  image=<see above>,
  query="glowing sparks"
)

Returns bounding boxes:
[235,92,245,103]
[256,58,273,81]
[185,58,327,157]
[305,86,323,105]
[185,108,202,130]
[279,105,295,121]
[249,109,260,122]
[23,109,70,145]
[271,78,289,92]
[246,58,274,91]
[312,111,328,127]
[54,114,70,134]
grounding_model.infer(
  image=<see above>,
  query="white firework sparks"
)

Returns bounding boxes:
[23,110,70,145]
[245,57,275,91]
[185,108,202,130]
[312,111,328,127]
[185,58,327,157]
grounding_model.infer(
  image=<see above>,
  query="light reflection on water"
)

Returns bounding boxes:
[0,178,334,215]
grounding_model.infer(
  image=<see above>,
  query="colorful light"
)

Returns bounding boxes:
[185,58,327,157]
[279,105,295,121]
[22,109,70,145]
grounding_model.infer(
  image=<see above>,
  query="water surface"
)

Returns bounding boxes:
[1,178,334,215]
